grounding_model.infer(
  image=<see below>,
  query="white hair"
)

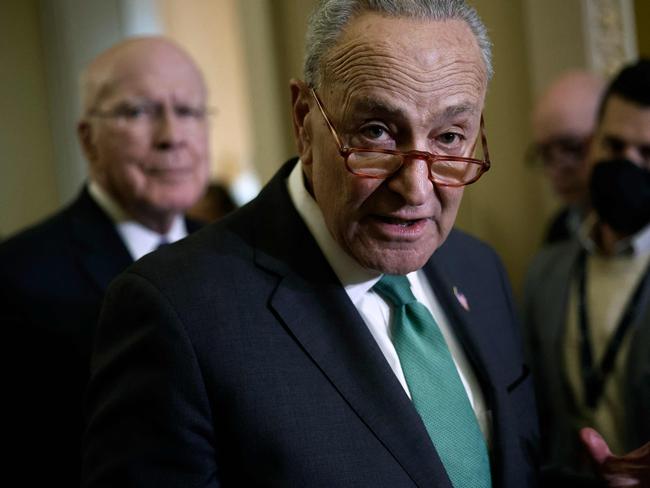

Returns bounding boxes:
[304,0,493,87]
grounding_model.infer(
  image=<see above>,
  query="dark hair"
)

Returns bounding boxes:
[597,58,650,121]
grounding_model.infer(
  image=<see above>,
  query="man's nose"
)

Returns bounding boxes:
[387,156,432,206]
[153,108,184,150]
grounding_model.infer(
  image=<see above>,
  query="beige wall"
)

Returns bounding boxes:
[0,0,58,238]
[236,0,298,182]
[454,0,547,295]
[159,0,257,185]
[636,0,650,58]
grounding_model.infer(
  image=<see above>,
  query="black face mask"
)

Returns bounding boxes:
[590,158,650,235]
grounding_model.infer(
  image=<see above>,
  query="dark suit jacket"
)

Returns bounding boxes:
[0,187,200,486]
[523,239,650,478]
[83,160,540,487]
[544,207,573,245]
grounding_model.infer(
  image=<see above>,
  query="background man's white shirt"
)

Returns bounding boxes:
[89,181,187,261]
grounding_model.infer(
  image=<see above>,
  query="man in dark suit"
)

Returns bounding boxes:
[82,2,643,487]
[524,59,650,486]
[0,37,209,486]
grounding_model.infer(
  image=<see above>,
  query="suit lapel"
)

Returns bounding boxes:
[67,188,133,292]
[269,271,451,488]
[421,255,501,406]
[251,160,452,488]
[543,243,581,354]
[422,234,534,487]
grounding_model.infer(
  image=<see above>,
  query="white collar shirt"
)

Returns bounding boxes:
[578,213,650,256]
[88,181,188,261]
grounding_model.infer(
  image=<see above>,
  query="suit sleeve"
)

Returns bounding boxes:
[82,271,219,487]
[520,252,546,392]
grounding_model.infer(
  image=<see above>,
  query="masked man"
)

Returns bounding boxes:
[524,59,650,486]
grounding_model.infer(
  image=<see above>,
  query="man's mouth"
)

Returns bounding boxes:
[138,164,195,177]
[376,216,424,227]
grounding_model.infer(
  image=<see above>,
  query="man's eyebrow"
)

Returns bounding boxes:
[443,104,479,118]
[347,98,406,118]
[347,98,479,120]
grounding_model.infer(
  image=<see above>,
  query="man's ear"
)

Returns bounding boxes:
[77,120,98,162]
[290,79,313,166]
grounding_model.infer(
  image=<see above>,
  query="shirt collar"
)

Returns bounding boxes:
[578,212,650,256]
[286,160,382,303]
[88,180,128,222]
[88,181,187,260]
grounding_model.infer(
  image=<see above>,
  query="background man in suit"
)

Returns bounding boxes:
[524,59,650,486]
[0,37,209,485]
[527,71,605,245]
[82,1,644,487]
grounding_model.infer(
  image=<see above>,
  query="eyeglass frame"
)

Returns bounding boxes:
[524,136,589,169]
[87,100,214,125]
[309,87,491,187]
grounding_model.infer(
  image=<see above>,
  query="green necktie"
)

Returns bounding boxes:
[373,274,491,488]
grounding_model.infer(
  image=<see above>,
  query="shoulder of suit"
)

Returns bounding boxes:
[0,205,74,257]
[439,228,499,260]
[529,239,578,271]
[0,190,102,272]
[524,239,579,292]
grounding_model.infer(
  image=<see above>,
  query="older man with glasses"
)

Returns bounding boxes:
[0,36,209,486]
[81,2,647,487]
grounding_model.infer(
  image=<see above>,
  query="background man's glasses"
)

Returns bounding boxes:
[310,88,491,187]
[89,101,211,126]
[526,136,588,168]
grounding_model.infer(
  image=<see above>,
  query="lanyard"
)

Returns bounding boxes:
[576,250,650,408]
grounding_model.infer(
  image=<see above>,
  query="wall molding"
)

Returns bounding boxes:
[582,0,638,78]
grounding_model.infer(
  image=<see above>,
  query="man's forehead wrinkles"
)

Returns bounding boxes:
[329,53,485,94]
[334,72,484,117]
[329,48,455,86]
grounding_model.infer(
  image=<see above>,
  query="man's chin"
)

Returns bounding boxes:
[356,249,434,276]
[146,191,203,214]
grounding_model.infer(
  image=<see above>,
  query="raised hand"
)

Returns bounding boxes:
[580,427,650,487]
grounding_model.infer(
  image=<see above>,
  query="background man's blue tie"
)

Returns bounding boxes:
[373,274,491,488]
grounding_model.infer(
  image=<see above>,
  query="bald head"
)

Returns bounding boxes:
[532,70,605,142]
[80,37,206,117]
[77,36,210,234]
[531,70,606,205]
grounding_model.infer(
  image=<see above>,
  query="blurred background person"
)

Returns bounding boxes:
[186,180,237,222]
[527,70,606,244]
[0,36,210,485]
[524,59,650,487]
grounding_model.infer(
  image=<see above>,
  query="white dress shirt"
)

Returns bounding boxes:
[88,181,188,261]
[286,161,491,443]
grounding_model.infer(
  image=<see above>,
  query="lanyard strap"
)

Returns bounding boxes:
[576,251,650,408]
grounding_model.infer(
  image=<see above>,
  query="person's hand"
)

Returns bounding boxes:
[580,427,650,487]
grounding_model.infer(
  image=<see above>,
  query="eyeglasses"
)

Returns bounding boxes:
[89,100,212,126]
[525,136,588,168]
[310,88,491,187]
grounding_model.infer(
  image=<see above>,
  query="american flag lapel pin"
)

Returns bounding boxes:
[453,286,470,312]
